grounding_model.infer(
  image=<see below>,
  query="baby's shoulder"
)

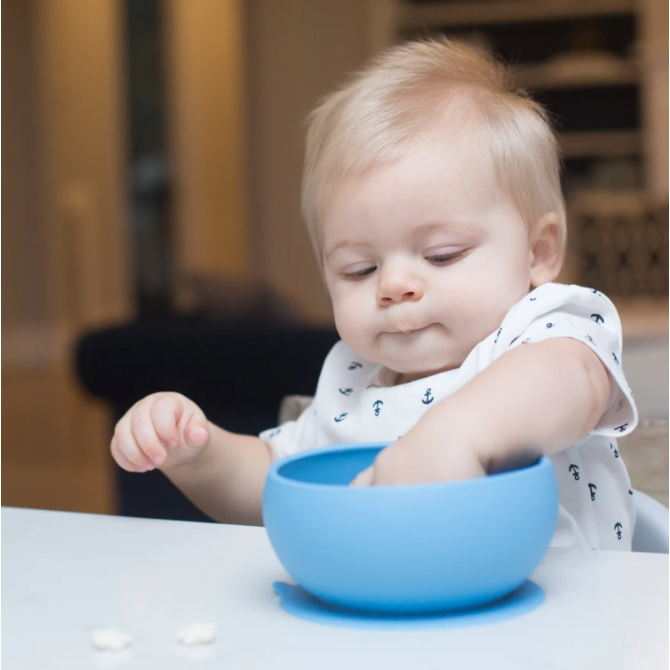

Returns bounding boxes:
[504,283,619,323]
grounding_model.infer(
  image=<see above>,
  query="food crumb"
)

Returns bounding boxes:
[92,628,132,651]
[176,622,216,646]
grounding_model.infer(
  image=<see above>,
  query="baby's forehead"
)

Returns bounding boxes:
[322,138,500,216]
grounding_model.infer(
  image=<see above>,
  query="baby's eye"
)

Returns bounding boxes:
[425,251,464,266]
[342,266,377,280]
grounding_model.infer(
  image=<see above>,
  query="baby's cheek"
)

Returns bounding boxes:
[333,299,372,352]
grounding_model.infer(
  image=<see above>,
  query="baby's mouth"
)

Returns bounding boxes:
[387,323,432,336]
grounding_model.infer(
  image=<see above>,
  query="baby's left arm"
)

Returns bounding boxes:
[351,338,613,486]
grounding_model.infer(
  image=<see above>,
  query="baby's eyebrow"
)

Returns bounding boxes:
[412,220,477,235]
[325,241,363,261]
[326,221,477,260]
[325,220,476,260]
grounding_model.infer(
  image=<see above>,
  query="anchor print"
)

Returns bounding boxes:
[509,336,519,346]
[546,322,554,329]
[610,443,620,458]
[268,429,281,439]
[529,297,537,301]
[585,334,595,345]
[588,483,597,501]
[614,522,622,540]
[373,400,383,417]
[629,490,634,495]
[591,314,604,324]
[569,464,580,481]
[612,352,619,365]
[348,361,363,371]
[339,388,353,396]
[334,413,348,423]
[521,338,531,345]
[422,388,434,405]
[494,327,502,344]
[614,424,628,434]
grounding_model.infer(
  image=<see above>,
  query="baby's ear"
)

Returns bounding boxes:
[529,212,564,288]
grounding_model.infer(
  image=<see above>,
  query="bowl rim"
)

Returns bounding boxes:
[266,442,551,492]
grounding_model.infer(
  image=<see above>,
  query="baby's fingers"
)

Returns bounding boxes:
[130,402,168,466]
[183,415,210,450]
[150,394,185,449]
[112,418,155,472]
[350,466,375,487]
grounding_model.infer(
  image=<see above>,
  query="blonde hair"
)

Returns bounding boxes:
[302,37,566,262]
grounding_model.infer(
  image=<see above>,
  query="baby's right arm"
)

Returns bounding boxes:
[111,393,272,526]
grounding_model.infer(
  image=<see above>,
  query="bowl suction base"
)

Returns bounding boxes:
[273,580,544,630]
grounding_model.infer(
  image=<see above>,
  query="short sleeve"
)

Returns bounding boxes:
[259,401,315,462]
[494,283,638,438]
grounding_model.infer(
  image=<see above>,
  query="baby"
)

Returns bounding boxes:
[111,38,638,549]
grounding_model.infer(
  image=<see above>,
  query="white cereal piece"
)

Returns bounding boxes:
[176,622,216,646]
[92,628,133,651]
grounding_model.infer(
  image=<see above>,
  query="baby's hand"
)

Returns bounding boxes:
[350,425,486,487]
[111,393,210,472]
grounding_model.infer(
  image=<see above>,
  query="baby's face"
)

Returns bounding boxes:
[321,137,536,382]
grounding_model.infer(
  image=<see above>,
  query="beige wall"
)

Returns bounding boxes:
[640,0,669,201]
[2,0,49,327]
[33,0,132,332]
[2,0,130,515]
[166,0,252,299]
[2,0,132,369]
[245,0,387,324]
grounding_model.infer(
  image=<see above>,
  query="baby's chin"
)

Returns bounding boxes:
[376,349,463,382]
[372,333,464,377]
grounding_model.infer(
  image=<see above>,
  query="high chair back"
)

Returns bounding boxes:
[632,489,669,554]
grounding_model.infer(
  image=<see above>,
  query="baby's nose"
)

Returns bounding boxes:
[376,271,424,305]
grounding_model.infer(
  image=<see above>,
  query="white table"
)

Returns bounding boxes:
[2,507,668,669]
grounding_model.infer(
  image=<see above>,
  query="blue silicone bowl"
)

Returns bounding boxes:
[263,443,558,615]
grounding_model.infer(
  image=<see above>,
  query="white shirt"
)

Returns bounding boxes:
[260,283,639,550]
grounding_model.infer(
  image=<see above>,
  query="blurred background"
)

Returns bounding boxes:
[3,0,668,521]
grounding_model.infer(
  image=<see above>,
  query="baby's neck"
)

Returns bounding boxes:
[392,364,460,386]
[393,371,425,385]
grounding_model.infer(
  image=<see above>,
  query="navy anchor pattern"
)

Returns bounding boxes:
[301,288,632,548]
[334,359,365,423]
